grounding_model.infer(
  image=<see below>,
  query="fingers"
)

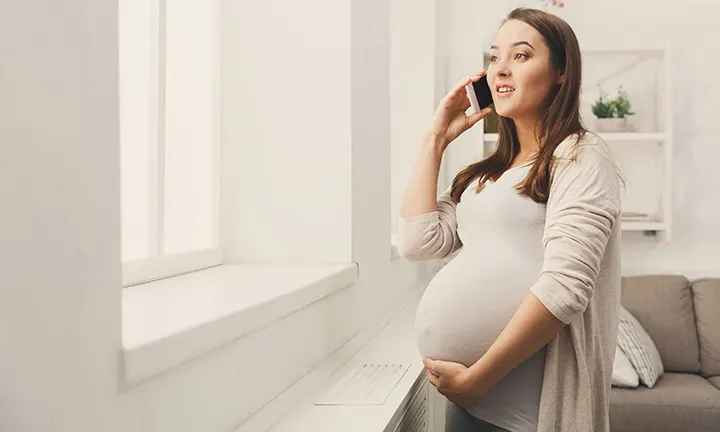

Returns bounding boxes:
[423,357,434,369]
[456,70,487,92]
[424,357,441,387]
[468,107,493,126]
[448,70,487,100]
[427,370,440,388]
[459,92,471,111]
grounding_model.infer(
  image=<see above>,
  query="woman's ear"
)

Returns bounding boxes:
[556,70,565,85]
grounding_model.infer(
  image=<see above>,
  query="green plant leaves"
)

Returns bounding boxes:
[591,86,635,118]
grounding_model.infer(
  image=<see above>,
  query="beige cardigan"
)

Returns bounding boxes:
[398,133,622,431]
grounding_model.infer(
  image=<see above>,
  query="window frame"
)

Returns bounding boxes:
[121,0,223,287]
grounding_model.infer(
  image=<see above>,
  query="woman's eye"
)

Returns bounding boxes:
[488,55,498,63]
[514,52,529,60]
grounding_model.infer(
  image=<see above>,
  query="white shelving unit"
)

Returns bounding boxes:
[480,47,674,241]
[484,132,669,143]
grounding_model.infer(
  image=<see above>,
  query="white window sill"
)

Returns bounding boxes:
[121,262,359,385]
[235,281,432,432]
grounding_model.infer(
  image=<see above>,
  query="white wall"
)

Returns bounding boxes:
[221,0,353,265]
[0,1,429,431]
[443,0,720,278]
[0,1,120,431]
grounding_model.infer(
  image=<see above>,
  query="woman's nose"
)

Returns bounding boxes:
[490,59,511,79]
[496,62,511,78]
[489,67,510,83]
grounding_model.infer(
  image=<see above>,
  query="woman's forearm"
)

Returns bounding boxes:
[399,132,447,218]
[467,293,566,395]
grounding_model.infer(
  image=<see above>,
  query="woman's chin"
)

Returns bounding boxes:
[494,105,531,121]
[493,104,514,118]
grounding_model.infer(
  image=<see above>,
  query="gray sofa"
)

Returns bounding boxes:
[610,275,720,431]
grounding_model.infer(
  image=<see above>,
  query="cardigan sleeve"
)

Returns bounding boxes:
[395,187,463,261]
[530,138,621,324]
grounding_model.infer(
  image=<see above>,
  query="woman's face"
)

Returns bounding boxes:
[487,19,563,121]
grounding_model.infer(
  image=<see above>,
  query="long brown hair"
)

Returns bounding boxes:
[450,8,586,204]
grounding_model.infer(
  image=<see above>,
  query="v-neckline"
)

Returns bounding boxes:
[487,160,533,186]
[505,160,534,173]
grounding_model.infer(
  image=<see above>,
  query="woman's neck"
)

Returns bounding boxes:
[513,117,540,158]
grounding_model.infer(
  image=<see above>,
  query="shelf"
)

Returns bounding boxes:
[621,220,667,232]
[596,132,667,142]
[482,132,667,143]
[482,133,498,142]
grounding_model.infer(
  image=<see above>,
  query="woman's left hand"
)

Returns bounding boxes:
[423,357,483,407]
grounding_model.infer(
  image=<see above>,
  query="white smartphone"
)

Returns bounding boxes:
[465,74,494,114]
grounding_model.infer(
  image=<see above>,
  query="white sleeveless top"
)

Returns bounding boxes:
[413,163,545,432]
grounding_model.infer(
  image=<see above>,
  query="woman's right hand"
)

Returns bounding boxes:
[429,71,493,150]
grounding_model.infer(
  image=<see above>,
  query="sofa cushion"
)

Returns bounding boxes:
[692,279,720,377]
[610,373,720,432]
[710,376,720,391]
[617,306,664,388]
[620,275,700,373]
[612,345,639,388]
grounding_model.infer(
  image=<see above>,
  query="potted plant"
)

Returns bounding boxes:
[591,86,635,132]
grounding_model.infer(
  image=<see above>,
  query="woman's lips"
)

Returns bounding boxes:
[495,84,515,97]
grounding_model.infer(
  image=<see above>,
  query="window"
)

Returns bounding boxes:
[119,0,221,286]
[390,0,442,254]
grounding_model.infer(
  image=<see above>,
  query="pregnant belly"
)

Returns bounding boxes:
[414,249,542,367]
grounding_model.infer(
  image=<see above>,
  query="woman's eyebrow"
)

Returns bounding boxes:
[489,41,536,51]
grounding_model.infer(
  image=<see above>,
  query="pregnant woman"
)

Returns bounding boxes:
[396,8,622,432]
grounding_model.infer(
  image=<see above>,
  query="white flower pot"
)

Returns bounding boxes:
[594,117,627,132]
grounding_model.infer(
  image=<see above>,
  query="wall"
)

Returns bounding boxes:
[444,0,720,278]
[0,1,429,431]
[220,0,353,264]
[0,1,120,431]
